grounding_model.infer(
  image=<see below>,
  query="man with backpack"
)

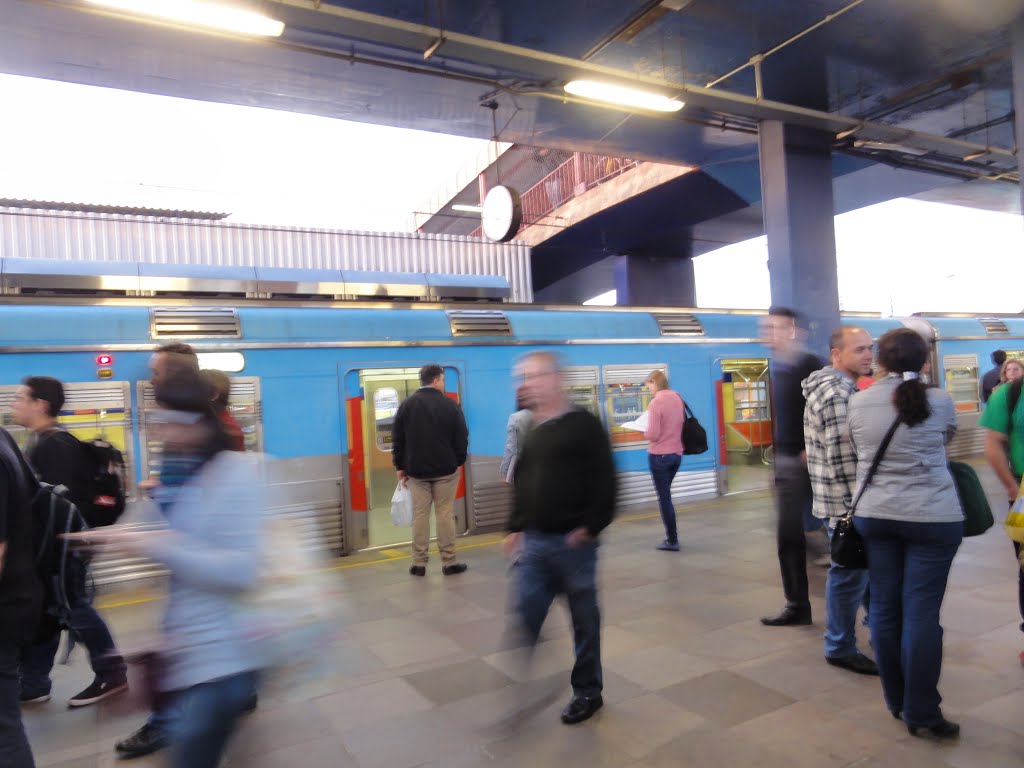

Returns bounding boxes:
[11,376,128,708]
[0,426,42,766]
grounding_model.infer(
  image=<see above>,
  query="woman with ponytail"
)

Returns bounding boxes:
[847,328,962,740]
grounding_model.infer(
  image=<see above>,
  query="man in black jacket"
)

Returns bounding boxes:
[0,427,41,767]
[505,352,616,725]
[11,377,128,708]
[393,364,469,576]
[760,307,823,627]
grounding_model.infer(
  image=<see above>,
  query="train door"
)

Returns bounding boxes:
[717,358,773,493]
[137,377,265,480]
[344,366,468,551]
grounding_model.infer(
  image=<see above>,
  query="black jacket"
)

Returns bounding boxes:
[0,428,43,645]
[770,351,822,456]
[30,429,92,514]
[392,387,469,479]
[509,409,616,537]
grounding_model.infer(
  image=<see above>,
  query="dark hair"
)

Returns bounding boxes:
[419,364,444,387]
[768,306,805,328]
[156,342,198,360]
[993,349,1007,366]
[201,369,231,411]
[154,367,231,457]
[23,376,65,418]
[828,327,845,351]
[877,329,930,427]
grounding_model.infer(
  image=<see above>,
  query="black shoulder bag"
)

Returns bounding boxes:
[831,416,901,569]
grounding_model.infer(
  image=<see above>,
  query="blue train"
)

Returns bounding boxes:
[0,260,1014,582]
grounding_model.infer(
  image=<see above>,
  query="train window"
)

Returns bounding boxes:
[943,354,980,413]
[373,387,401,451]
[602,365,665,447]
[563,366,601,420]
[197,352,245,373]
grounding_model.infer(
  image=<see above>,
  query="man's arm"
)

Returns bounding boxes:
[391,402,406,475]
[581,415,617,538]
[985,431,1018,501]
[453,404,469,467]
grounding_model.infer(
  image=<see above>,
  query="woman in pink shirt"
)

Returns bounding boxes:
[644,370,685,551]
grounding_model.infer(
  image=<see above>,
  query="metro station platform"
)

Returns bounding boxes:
[24,480,1023,768]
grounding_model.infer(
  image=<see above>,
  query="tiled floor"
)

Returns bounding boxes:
[22,472,1024,768]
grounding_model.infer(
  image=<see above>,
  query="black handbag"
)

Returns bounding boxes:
[681,400,708,455]
[831,417,901,569]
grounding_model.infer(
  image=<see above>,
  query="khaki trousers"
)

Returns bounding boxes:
[408,471,460,565]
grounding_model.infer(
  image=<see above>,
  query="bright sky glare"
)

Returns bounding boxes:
[2,74,1022,316]
[0,73,489,232]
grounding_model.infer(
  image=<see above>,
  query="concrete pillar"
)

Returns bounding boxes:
[613,253,696,307]
[758,120,839,356]
[1013,18,1024,215]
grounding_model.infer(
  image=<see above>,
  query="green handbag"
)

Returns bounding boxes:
[948,461,994,537]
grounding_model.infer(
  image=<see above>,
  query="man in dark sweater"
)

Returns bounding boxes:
[0,427,41,767]
[11,377,128,708]
[760,307,823,627]
[393,364,470,576]
[505,352,616,725]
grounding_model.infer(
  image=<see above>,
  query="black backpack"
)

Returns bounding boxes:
[79,439,127,528]
[681,400,709,455]
[32,482,91,626]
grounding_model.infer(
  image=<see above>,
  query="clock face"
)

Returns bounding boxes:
[481,185,523,242]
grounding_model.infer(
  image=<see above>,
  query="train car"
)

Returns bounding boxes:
[0,259,1007,585]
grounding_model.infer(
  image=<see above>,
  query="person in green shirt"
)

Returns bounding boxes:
[979,379,1024,666]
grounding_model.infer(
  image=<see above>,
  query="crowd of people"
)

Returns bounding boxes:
[2,320,1021,766]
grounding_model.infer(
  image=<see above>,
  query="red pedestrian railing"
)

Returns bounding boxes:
[470,152,638,238]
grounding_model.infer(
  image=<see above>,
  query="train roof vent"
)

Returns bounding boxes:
[150,308,241,340]
[652,312,704,336]
[446,309,512,337]
[980,318,1009,334]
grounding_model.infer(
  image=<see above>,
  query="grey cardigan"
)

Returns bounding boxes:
[499,409,533,482]
[847,376,963,523]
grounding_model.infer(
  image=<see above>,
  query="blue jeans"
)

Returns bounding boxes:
[854,517,962,726]
[648,453,681,544]
[171,671,258,768]
[0,642,34,768]
[516,531,602,698]
[823,524,869,658]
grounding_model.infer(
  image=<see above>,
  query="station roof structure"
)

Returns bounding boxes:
[3,1,1022,285]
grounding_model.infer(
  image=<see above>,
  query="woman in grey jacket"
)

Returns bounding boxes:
[847,329,962,739]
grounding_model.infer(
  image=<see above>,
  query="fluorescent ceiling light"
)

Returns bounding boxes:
[451,204,482,213]
[564,80,683,113]
[84,0,285,37]
[197,352,245,373]
[853,140,929,157]
[583,289,617,306]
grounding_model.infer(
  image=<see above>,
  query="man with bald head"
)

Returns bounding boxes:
[802,326,879,675]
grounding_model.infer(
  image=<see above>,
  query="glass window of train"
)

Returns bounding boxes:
[602,366,663,447]
[943,355,980,413]
[374,388,400,451]
[561,366,601,421]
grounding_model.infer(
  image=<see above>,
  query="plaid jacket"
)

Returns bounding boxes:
[802,368,858,519]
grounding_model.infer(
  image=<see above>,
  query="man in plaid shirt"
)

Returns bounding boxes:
[802,326,879,676]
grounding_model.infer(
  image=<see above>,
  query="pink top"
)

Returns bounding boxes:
[645,389,685,455]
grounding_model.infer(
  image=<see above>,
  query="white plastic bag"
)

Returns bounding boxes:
[391,482,413,527]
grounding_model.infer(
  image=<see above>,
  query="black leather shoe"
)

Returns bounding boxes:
[115,723,168,760]
[409,565,426,577]
[908,717,960,739]
[760,607,812,626]
[442,563,468,576]
[560,694,603,724]
[242,692,258,714]
[826,652,879,676]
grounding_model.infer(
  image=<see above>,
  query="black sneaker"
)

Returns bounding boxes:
[442,563,468,576]
[68,677,128,708]
[409,565,426,577]
[115,723,168,759]
[19,690,51,705]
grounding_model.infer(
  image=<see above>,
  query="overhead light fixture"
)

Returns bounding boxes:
[423,36,445,60]
[451,204,482,213]
[835,125,862,140]
[853,139,929,157]
[83,0,285,37]
[563,80,684,113]
[962,150,988,162]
